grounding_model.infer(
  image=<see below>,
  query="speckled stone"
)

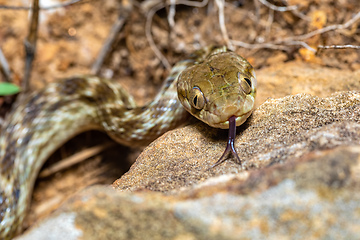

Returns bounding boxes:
[18,146,360,240]
[114,91,360,192]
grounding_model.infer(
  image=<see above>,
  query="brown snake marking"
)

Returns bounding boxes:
[0,46,256,239]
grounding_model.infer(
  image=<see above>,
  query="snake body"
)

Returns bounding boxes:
[0,46,256,239]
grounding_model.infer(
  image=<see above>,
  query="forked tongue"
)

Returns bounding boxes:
[210,115,241,168]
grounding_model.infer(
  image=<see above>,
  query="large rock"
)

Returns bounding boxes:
[18,146,360,239]
[113,91,360,192]
[17,62,360,239]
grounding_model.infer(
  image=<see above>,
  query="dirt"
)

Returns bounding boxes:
[0,0,359,234]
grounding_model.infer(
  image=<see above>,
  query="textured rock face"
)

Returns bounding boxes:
[113,91,360,192]
[18,146,360,240]
[18,63,360,239]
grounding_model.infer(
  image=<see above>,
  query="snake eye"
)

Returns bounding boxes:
[191,86,205,110]
[238,72,252,94]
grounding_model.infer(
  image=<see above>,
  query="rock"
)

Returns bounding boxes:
[17,63,360,239]
[113,91,360,192]
[255,61,360,106]
[18,146,360,239]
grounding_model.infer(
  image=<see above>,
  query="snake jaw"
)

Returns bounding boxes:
[204,106,254,129]
[202,91,256,129]
[210,115,241,168]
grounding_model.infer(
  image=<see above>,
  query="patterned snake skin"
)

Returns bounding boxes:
[0,46,256,239]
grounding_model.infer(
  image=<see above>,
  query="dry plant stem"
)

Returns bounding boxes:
[318,44,360,50]
[0,48,12,82]
[168,0,176,29]
[91,13,129,75]
[165,0,176,57]
[215,0,234,50]
[231,9,360,52]
[258,0,298,12]
[258,0,311,22]
[39,142,116,178]
[23,0,39,92]
[230,40,291,51]
[291,8,311,21]
[144,0,208,70]
[145,2,172,70]
[316,44,360,55]
[280,11,360,43]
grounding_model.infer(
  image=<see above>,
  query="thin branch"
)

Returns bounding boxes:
[0,48,12,82]
[91,5,131,75]
[286,41,316,52]
[291,8,311,22]
[257,0,310,21]
[231,9,360,52]
[145,2,172,70]
[39,142,116,178]
[169,0,209,8]
[23,0,39,92]
[144,0,208,70]
[318,44,360,50]
[215,0,234,50]
[168,0,176,29]
[316,44,360,55]
[142,0,209,12]
[230,40,291,51]
[258,0,298,12]
[279,11,360,42]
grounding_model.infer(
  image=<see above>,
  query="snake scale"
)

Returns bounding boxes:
[0,46,256,239]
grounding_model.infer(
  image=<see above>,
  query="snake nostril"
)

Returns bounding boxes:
[210,103,217,111]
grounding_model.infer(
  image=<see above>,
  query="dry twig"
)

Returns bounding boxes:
[231,8,360,52]
[317,44,360,50]
[23,0,39,92]
[144,0,208,70]
[280,11,360,43]
[39,142,116,178]
[258,0,298,12]
[91,1,132,75]
[316,44,360,55]
[257,0,310,21]
[215,0,234,50]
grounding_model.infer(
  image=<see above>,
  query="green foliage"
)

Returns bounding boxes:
[0,82,20,96]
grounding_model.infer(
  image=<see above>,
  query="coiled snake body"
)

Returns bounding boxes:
[0,46,256,239]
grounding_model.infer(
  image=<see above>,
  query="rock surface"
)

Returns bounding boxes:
[17,62,360,239]
[18,146,360,240]
[255,61,360,106]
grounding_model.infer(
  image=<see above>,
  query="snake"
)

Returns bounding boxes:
[0,46,256,239]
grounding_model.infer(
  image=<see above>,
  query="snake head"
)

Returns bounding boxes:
[177,50,256,129]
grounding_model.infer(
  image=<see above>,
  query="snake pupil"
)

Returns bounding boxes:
[193,95,198,106]
[244,78,251,87]
[191,86,205,109]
